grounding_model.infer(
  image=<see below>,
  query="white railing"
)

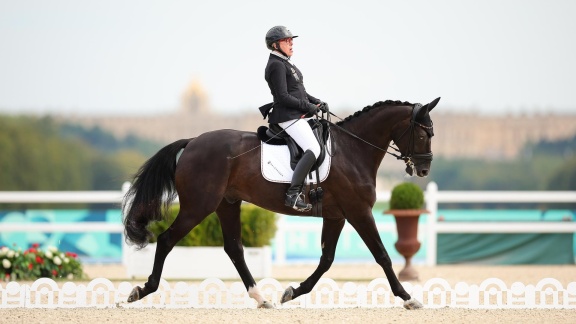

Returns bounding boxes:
[0,191,125,203]
[0,186,129,234]
[424,182,576,265]
[0,182,575,266]
[0,182,130,265]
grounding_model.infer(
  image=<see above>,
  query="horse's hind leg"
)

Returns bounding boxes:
[347,214,423,309]
[216,200,274,308]
[128,205,211,302]
[281,217,346,303]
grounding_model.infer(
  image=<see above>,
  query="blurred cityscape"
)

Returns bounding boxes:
[58,79,576,161]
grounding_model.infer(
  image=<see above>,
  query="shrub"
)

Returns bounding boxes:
[1,244,86,281]
[148,204,278,247]
[389,182,425,210]
[240,204,278,247]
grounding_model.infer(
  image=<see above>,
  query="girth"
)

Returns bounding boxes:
[257,119,329,172]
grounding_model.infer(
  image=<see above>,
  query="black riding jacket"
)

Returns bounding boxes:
[264,53,321,124]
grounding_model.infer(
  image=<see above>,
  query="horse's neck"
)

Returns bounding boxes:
[344,105,408,149]
[339,105,409,172]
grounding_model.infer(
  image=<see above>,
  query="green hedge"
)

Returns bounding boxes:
[389,182,424,210]
[147,204,278,247]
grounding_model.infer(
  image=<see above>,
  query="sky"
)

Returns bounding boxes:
[1,0,575,116]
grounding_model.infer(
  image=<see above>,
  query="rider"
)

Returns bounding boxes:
[263,25,328,212]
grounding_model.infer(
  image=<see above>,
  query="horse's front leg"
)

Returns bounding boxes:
[281,217,345,303]
[127,207,207,303]
[347,212,423,310]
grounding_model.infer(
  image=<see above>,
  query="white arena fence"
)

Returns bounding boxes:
[0,181,575,266]
[1,277,575,309]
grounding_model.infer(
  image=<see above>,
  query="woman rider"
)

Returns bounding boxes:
[263,26,328,212]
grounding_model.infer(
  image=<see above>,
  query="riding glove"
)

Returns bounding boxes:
[319,102,330,113]
[307,103,319,115]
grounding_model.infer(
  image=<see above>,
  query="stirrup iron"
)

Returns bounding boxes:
[286,192,312,212]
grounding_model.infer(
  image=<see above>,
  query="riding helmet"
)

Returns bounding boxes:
[265,26,298,50]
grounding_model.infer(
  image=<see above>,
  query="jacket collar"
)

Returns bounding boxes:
[271,51,292,64]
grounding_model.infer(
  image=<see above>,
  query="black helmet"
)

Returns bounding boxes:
[265,26,298,50]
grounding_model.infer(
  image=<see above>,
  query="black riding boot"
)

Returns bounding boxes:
[285,150,317,212]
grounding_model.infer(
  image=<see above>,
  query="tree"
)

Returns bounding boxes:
[0,115,150,194]
[546,158,576,190]
[0,116,92,191]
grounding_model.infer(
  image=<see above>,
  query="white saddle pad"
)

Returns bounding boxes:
[261,140,331,184]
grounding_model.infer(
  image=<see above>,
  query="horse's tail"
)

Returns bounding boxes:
[122,138,191,248]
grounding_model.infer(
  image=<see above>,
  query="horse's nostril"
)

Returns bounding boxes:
[421,169,429,176]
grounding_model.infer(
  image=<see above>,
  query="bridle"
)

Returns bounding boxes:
[391,103,434,168]
[326,103,433,170]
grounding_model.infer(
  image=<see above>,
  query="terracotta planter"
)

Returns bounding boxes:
[384,209,428,281]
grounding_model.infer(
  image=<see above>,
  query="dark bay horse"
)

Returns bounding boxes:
[123,98,440,309]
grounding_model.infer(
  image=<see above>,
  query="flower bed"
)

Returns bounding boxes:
[0,244,85,281]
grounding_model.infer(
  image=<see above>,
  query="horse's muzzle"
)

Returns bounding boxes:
[405,160,431,177]
[418,168,430,177]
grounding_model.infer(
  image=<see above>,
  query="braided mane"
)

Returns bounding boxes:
[335,100,413,126]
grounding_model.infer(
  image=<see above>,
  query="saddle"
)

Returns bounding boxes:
[257,119,330,172]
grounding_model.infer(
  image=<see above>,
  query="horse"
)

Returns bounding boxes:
[122,97,440,309]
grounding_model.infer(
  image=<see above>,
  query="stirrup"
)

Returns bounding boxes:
[285,193,312,212]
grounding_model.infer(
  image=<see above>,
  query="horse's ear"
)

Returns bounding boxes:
[416,97,440,119]
[426,97,441,112]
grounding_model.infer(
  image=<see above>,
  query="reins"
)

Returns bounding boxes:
[230,104,433,166]
[324,105,432,163]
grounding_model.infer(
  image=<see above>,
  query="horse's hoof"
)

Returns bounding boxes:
[403,297,423,310]
[281,286,294,304]
[127,286,140,303]
[258,300,275,309]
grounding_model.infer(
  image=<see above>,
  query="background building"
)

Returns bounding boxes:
[59,80,576,161]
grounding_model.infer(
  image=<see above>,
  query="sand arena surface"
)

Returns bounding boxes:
[5,308,576,324]
[3,263,576,323]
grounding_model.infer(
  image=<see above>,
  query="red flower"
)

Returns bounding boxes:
[28,263,33,270]
[52,270,58,277]
[4,273,9,278]
[35,256,44,264]
[65,252,78,258]
[32,243,40,248]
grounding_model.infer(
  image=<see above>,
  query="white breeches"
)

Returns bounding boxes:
[278,118,321,158]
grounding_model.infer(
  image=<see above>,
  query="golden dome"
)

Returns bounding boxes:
[181,79,209,114]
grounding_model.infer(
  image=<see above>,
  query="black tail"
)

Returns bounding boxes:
[122,138,191,248]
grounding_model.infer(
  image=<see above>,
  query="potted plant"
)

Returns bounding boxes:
[125,204,278,279]
[383,182,428,281]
